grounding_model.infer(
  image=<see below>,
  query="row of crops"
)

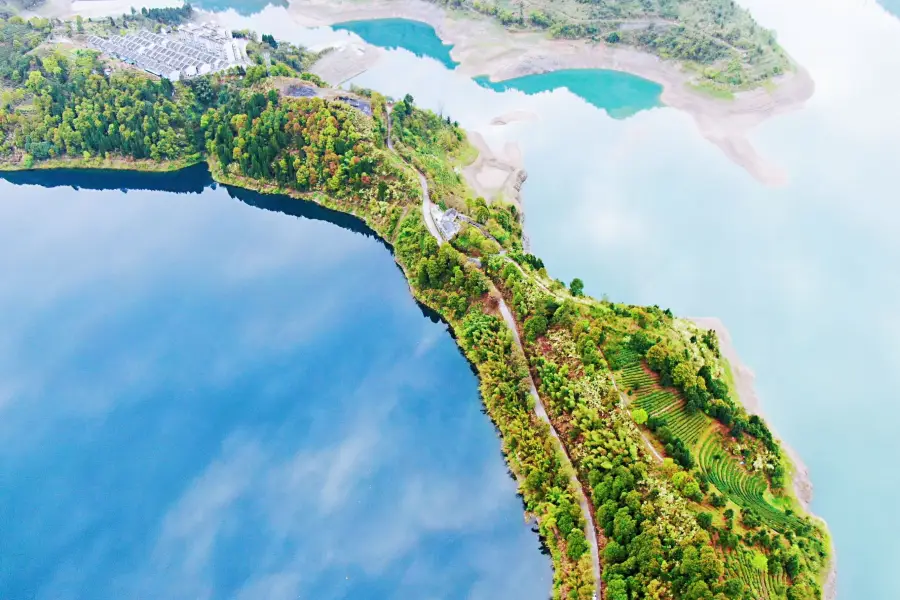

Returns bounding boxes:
[619,362,655,390]
[726,550,790,599]
[624,361,711,448]
[698,431,802,531]
[619,356,799,532]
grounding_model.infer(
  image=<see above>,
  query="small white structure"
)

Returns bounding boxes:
[430,206,461,241]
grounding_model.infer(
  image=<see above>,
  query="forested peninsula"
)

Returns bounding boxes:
[0,13,832,600]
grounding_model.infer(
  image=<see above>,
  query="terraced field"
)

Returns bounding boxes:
[620,362,655,391]
[725,550,789,599]
[624,363,710,447]
[698,431,802,531]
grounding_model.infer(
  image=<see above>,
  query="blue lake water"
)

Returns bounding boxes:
[211,4,900,598]
[0,167,551,599]
[334,18,459,70]
[4,1,897,598]
[878,0,900,18]
[474,70,662,120]
[331,17,660,118]
[192,0,286,15]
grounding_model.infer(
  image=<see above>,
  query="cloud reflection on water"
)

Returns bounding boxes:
[0,176,550,599]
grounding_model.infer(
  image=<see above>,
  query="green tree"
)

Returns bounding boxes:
[607,577,628,600]
[697,512,713,529]
[569,277,584,296]
[524,315,548,342]
[631,407,648,425]
[566,529,588,560]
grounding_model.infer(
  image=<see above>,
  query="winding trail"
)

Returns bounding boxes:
[386,105,443,243]
[385,107,602,598]
[497,300,602,598]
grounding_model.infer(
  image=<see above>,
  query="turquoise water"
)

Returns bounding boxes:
[334,19,458,70]
[192,0,286,15]
[0,167,552,599]
[334,18,660,118]
[474,70,662,119]
[212,4,900,598]
[5,2,897,598]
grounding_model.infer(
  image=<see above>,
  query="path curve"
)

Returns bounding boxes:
[386,106,443,244]
[386,105,601,598]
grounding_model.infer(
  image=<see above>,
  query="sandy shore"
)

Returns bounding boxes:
[287,0,814,186]
[461,131,527,207]
[689,317,837,600]
[309,41,382,85]
[490,109,539,126]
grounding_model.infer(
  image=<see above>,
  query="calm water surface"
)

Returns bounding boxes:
[213,3,900,598]
[0,167,551,599]
[330,17,661,118]
[334,18,459,70]
[474,70,662,119]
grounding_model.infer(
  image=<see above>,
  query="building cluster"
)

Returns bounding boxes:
[87,23,248,81]
[336,95,372,116]
[284,85,374,116]
[432,206,461,240]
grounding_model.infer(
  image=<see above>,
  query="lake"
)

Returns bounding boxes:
[334,18,459,70]
[0,167,552,599]
[209,4,899,598]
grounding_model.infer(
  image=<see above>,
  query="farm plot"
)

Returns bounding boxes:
[698,432,801,531]
[620,362,655,391]
[626,364,712,448]
[662,405,709,447]
[726,549,790,599]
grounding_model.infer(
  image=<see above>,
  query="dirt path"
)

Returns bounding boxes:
[386,106,444,244]
[496,300,603,599]
[387,109,602,598]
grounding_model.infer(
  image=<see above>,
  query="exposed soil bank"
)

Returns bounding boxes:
[462,131,526,207]
[688,316,837,600]
[288,0,814,185]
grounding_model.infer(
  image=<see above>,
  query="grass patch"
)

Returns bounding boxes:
[687,81,735,100]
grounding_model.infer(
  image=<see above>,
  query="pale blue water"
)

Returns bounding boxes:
[211,5,900,599]
[5,2,896,598]
[474,71,662,119]
[878,0,900,18]
[0,167,551,599]
[334,19,458,70]
[192,0,286,15]
[331,18,660,118]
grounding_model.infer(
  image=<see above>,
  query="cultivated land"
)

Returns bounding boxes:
[0,13,833,600]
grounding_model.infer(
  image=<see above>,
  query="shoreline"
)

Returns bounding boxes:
[460,131,527,208]
[688,316,837,600]
[37,0,817,184]
[286,0,814,186]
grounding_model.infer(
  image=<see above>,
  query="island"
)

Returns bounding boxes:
[0,10,833,600]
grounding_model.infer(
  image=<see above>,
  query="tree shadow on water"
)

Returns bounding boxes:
[0,163,213,194]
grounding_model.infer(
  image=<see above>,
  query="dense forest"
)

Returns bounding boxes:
[0,15,831,600]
